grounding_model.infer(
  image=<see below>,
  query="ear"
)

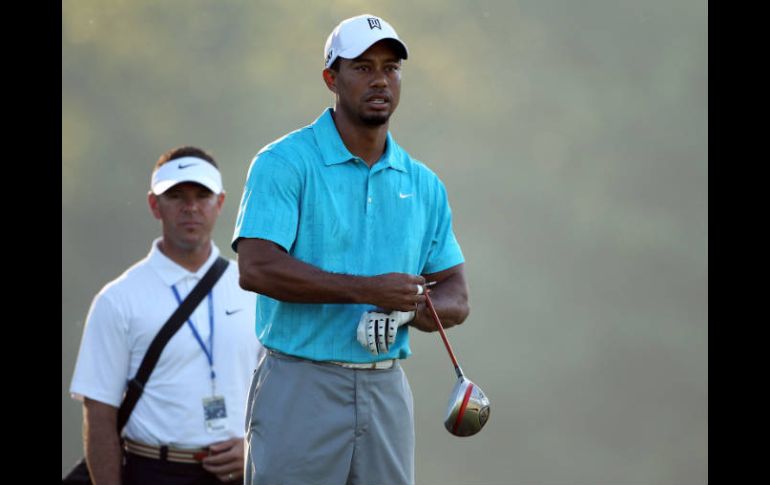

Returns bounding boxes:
[148,192,162,220]
[322,68,338,94]
[215,192,225,213]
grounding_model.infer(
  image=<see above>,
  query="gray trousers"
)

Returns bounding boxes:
[245,351,415,485]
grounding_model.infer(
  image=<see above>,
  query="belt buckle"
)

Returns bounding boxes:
[192,451,209,461]
[372,359,394,369]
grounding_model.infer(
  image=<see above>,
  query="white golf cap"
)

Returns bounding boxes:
[324,14,408,68]
[150,157,223,195]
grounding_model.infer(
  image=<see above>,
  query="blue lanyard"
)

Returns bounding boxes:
[171,285,216,384]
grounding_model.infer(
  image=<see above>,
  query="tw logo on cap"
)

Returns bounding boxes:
[367,18,382,30]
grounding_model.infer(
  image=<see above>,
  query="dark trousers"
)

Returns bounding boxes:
[123,453,240,485]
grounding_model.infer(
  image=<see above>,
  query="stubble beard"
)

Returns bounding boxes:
[359,110,391,126]
[336,96,393,127]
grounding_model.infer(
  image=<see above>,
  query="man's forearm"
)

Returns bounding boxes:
[239,240,369,302]
[237,238,425,311]
[411,265,470,331]
[416,288,469,329]
[84,399,123,485]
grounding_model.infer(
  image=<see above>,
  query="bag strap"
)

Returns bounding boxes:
[116,256,229,432]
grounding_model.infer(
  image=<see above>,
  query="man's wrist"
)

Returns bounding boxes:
[349,275,372,304]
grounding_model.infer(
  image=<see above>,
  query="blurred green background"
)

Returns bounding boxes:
[62,1,707,483]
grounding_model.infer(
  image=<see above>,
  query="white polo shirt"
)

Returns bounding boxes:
[70,238,264,448]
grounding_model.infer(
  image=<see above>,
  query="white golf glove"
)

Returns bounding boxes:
[356,310,416,355]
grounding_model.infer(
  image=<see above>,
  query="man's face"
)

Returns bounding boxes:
[327,40,403,126]
[149,181,224,251]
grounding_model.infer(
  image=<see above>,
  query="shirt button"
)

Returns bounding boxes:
[367,197,372,203]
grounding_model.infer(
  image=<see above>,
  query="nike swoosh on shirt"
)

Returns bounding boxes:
[178,162,198,169]
[225,309,243,316]
[399,193,414,199]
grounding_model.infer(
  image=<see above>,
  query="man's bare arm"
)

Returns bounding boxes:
[410,263,470,332]
[83,398,122,485]
[237,238,425,312]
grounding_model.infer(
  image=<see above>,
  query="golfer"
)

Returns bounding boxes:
[232,14,470,485]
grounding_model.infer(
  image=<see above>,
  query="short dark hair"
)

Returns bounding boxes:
[328,58,341,71]
[154,146,218,171]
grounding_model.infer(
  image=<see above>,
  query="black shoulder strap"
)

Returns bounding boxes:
[116,256,230,432]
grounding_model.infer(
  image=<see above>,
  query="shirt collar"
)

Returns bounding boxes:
[147,237,221,287]
[312,108,407,173]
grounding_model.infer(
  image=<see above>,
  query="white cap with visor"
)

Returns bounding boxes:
[150,157,223,195]
[324,14,409,68]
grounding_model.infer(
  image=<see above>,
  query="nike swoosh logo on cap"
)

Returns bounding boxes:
[225,309,243,316]
[178,163,198,169]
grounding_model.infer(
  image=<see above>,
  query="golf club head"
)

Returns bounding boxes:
[444,376,490,437]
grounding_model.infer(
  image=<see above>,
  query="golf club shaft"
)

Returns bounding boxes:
[424,290,464,379]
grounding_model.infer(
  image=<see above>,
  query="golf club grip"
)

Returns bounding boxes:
[424,291,461,372]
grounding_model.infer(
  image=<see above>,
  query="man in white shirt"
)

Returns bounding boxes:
[70,146,264,484]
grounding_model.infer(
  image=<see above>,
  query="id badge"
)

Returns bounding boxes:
[202,395,227,433]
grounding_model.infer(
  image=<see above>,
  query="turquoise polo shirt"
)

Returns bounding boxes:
[233,108,464,362]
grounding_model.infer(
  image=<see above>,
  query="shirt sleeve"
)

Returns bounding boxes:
[232,151,302,253]
[423,179,465,274]
[69,290,131,407]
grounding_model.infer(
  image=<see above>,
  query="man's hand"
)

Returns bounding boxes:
[365,273,426,311]
[201,437,244,483]
[407,302,438,332]
[357,309,416,355]
[408,264,470,332]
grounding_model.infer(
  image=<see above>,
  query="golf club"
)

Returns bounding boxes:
[424,289,490,437]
